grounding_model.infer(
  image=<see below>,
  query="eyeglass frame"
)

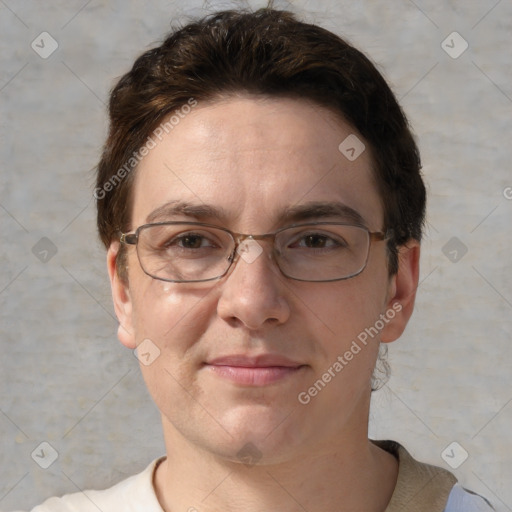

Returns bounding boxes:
[119,220,390,283]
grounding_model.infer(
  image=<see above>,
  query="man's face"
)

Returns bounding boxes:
[108,96,417,463]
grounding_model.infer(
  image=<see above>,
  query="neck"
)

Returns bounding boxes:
[154,415,398,512]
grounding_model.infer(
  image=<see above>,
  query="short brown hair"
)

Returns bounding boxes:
[96,7,426,276]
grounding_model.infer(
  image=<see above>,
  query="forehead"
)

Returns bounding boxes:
[131,95,383,231]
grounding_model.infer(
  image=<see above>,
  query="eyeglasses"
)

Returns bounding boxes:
[120,221,388,283]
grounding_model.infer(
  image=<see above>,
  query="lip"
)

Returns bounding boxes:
[206,354,302,367]
[204,354,306,386]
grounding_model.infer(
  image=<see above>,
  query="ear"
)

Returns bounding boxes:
[380,241,420,343]
[107,242,137,349]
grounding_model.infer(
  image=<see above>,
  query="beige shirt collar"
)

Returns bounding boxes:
[372,440,457,512]
[150,441,457,512]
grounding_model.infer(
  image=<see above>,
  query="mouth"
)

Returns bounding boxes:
[204,354,306,386]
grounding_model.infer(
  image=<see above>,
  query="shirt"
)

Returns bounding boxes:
[11,440,494,512]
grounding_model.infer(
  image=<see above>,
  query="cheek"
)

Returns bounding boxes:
[130,272,213,355]
[130,277,215,412]
[305,278,385,345]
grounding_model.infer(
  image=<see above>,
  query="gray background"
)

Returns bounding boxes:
[1,0,511,510]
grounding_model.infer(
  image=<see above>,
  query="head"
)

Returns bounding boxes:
[96,8,425,463]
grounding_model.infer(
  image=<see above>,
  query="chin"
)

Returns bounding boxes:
[215,409,305,458]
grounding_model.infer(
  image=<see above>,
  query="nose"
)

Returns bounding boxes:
[216,239,291,329]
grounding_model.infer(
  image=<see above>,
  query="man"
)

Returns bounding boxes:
[22,7,493,512]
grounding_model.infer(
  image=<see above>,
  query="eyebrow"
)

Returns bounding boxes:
[276,201,367,226]
[145,201,230,224]
[145,200,367,227]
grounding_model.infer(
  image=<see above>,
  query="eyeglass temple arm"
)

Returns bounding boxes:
[372,228,395,242]
[120,233,138,245]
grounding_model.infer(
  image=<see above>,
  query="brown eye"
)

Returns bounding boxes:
[290,232,345,250]
[303,234,329,248]
[177,234,204,249]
